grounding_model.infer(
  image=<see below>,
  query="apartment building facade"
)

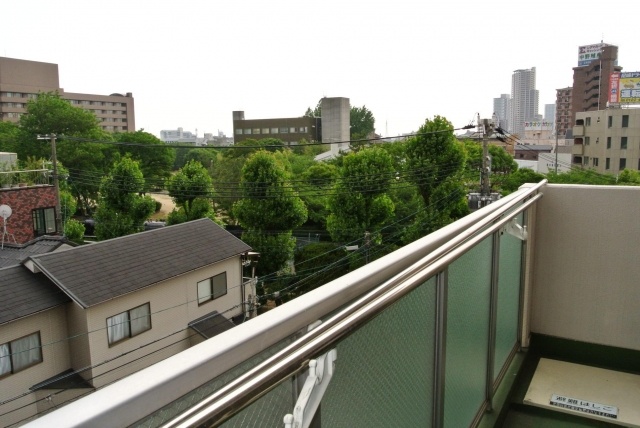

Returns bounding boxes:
[555,87,573,138]
[0,57,135,132]
[572,107,640,174]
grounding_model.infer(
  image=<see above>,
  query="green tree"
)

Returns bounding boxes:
[64,219,85,244]
[327,147,395,244]
[0,122,21,154]
[501,168,546,194]
[233,151,307,275]
[300,163,339,227]
[349,105,376,146]
[618,169,640,185]
[404,116,468,238]
[546,168,616,185]
[113,131,174,189]
[166,160,219,225]
[94,157,156,240]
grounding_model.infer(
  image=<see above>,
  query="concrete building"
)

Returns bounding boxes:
[493,94,511,132]
[543,104,555,125]
[555,87,573,138]
[572,107,640,174]
[232,111,319,145]
[520,120,554,145]
[321,97,350,156]
[570,44,622,125]
[0,57,135,132]
[510,67,539,137]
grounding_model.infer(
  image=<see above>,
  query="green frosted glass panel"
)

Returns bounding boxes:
[322,277,436,427]
[444,237,492,427]
[221,376,293,427]
[493,212,523,381]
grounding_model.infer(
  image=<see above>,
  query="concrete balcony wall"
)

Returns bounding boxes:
[530,184,640,351]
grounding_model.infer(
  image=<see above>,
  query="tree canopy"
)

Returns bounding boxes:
[113,131,175,189]
[166,160,219,225]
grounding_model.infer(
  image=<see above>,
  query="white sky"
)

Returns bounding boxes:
[2,0,639,139]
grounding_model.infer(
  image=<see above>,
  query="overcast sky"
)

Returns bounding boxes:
[2,0,639,139]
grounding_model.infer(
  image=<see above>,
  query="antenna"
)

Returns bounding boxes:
[0,204,16,249]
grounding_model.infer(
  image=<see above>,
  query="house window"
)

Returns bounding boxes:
[607,137,611,149]
[32,207,56,236]
[608,116,612,128]
[106,303,151,346]
[621,137,628,150]
[0,332,42,378]
[606,158,610,170]
[622,115,629,128]
[619,158,626,170]
[197,272,227,305]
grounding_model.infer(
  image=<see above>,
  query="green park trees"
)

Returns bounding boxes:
[166,160,218,225]
[233,151,307,275]
[94,157,156,240]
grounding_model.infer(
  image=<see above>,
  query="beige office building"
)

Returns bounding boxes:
[0,57,135,132]
[572,108,640,174]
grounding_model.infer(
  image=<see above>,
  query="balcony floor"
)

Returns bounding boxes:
[497,334,640,428]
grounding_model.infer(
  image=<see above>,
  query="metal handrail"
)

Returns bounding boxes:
[163,184,545,427]
[25,181,545,428]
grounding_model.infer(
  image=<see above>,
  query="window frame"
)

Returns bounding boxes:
[197,272,228,306]
[621,115,629,128]
[621,137,628,150]
[106,303,151,346]
[32,207,57,236]
[0,332,43,379]
[619,158,627,170]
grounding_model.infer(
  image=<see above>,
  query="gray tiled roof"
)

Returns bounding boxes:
[0,265,71,325]
[0,237,70,269]
[30,219,251,308]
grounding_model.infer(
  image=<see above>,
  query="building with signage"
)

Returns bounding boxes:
[521,121,554,145]
[570,44,622,126]
[510,68,539,137]
[0,57,135,132]
[571,107,640,174]
[608,71,640,105]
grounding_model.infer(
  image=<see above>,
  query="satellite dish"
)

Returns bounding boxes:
[0,204,12,220]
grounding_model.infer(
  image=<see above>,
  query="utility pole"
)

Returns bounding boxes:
[37,134,63,235]
[479,115,493,199]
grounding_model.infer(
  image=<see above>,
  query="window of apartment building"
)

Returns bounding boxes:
[585,136,590,145]
[606,158,610,170]
[592,158,599,167]
[252,128,260,135]
[290,127,296,133]
[607,137,611,149]
[619,158,627,170]
[262,128,269,134]
[583,156,589,165]
[622,115,629,128]
[107,303,151,346]
[0,332,42,378]
[621,137,628,150]
[608,116,612,128]
[585,117,591,126]
[279,127,289,134]
[235,128,242,135]
[271,127,279,134]
[32,207,56,236]
[244,129,252,135]
[197,272,227,305]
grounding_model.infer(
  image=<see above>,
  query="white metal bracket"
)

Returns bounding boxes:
[284,348,337,428]
[505,217,527,241]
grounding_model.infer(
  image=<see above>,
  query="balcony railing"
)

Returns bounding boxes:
[0,168,52,189]
[25,181,546,428]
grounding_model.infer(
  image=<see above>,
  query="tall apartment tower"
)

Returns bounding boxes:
[510,67,539,137]
[570,44,622,125]
[555,87,573,137]
[493,94,511,132]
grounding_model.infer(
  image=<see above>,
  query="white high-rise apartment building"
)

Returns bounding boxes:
[493,94,511,132]
[510,67,539,137]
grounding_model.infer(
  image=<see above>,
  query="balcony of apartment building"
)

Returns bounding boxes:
[25,182,640,428]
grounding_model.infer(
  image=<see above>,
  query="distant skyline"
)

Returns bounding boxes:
[2,0,639,139]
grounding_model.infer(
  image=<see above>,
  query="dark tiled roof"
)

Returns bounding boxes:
[0,237,70,268]
[30,219,251,308]
[0,265,71,325]
[188,310,236,339]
